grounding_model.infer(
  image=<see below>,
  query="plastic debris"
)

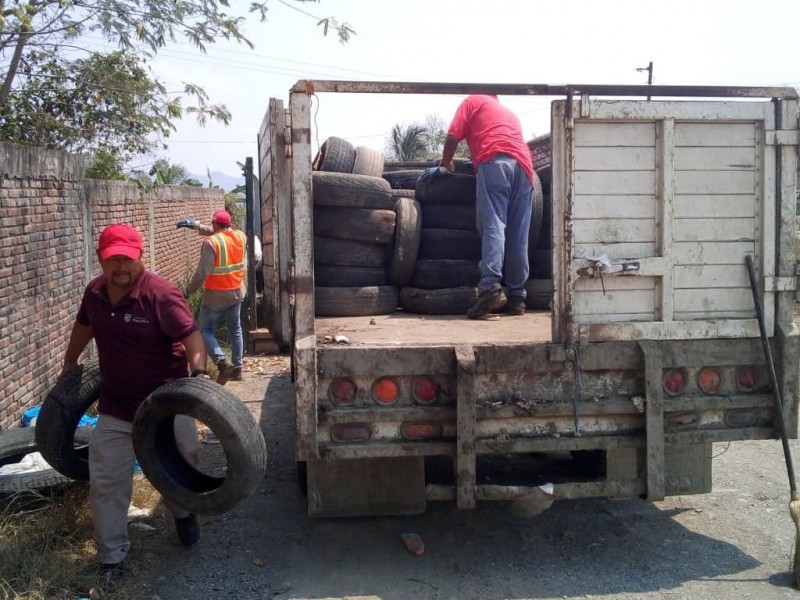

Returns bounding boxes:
[333,334,350,344]
[400,532,425,556]
[631,396,645,413]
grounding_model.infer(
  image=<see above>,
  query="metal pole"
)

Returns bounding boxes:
[244,157,257,339]
[637,61,654,101]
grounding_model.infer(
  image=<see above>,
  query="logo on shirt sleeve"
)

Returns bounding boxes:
[124,313,151,325]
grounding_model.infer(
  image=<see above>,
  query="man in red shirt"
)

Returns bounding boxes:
[439,94,534,318]
[60,224,210,584]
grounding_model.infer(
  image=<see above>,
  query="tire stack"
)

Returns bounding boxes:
[527,133,554,310]
[312,137,399,317]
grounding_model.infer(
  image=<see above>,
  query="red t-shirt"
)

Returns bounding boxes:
[77,270,198,422]
[448,95,534,182]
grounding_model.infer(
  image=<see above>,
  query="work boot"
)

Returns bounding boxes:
[174,513,199,547]
[505,295,526,316]
[230,367,243,382]
[215,358,234,385]
[467,288,506,319]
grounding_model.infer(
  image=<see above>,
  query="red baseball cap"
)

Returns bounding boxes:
[98,224,142,260]
[212,210,231,225]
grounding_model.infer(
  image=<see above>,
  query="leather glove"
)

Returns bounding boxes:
[420,166,445,186]
[176,219,198,229]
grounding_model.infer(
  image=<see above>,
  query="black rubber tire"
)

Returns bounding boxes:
[528,171,545,254]
[315,286,399,317]
[314,236,389,268]
[415,171,477,205]
[389,197,422,287]
[314,207,396,245]
[418,228,482,261]
[312,172,393,210]
[35,361,101,481]
[536,166,552,196]
[399,286,478,315]
[132,378,267,515]
[412,259,480,290]
[421,203,476,231]
[538,194,552,250]
[434,158,475,175]
[525,279,554,310]
[315,265,389,287]
[392,190,416,198]
[351,146,385,178]
[313,136,356,173]
[0,427,92,494]
[530,249,553,279]
[382,170,424,191]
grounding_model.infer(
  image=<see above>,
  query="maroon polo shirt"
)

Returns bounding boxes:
[77,270,198,422]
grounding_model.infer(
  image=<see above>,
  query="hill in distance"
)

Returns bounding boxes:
[189,171,244,192]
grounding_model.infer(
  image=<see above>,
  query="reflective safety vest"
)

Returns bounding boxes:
[205,229,247,291]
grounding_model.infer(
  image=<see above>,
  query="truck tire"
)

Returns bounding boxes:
[314,207,396,245]
[530,249,553,279]
[391,190,416,199]
[313,136,356,173]
[351,146,385,178]
[536,165,552,196]
[415,171,476,205]
[0,427,92,494]
[421,203,476,231]
[412,259,480,290]
[382,170,424,191]
[538,194,552,250]
[418,228,482,261]
[315,265,389,287]
[525,279,554,310]
[528,171,544,253]
[132,378,267,515]
[35,361,101,481]
[315,286,399,317]
[399,286,479,315]
[312,172,393,210]
[314,236,389,268]
[389,197,422,287]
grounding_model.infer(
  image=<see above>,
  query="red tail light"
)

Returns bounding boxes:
[413,377,439,404]
[698,368,721,394]
[330,378,356,404]
[663,369,686,395]
[737,366,757,391]
[373,377,399,405]
[331,423,372,443]
[401,422,443,440]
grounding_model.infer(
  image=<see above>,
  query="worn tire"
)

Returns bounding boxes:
[435,158,475,175]
[392,189,416,199]
[525,279,554,310]
[528,171,545,253]
[35,361,101,481]
[313,136,356,173]
[415,171,477,205]
[399,286,478,315]
[412,259,480,290]
[389,197,422,287]
[538,194,552,250]
[382,170,424,191]
[314,236,389,268]
[421,203,476,231]
[0,427,92,494]
[312,172,393,210]
[530,249,553,279]
[536,166,552,196]
[418,228,482,261]
[351,146,385,178]
[314,207,396,245]
[132,378,267,515]
[315,265,388,287]
[315,286,399,317]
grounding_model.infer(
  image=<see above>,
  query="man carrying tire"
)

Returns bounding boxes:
[181,210,248,384]
[59,224,209,583]
[435,94,534,319]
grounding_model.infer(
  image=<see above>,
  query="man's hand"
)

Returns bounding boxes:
[420,166,446,186]
[176,219,199,229]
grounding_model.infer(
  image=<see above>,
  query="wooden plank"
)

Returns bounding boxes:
[294,336,319,460]
[673,241,755,265]
[674,170,755,195]
[574,122,655,147]
[575,170,655,195]
[587,319,761,342]
[657,118,675,324]
[575,242,656,259]
[673,288,753,312]
[574,219,654,244]
[575,146,656,170]
[574,195,655,219]
[586,100,772,122]
[639,342,665,500]
[673,310,753,320]
[674,122,755,146]
[576,276,657,292]
[760,117,776,337]
[575,288,655,315]
[674,194,755,218]
[674,265,748,288]
[274,103,293,347]
[576,311,656,324]
[454,345,476,510]
[673,218,755,242]
[551,100,569,343]
[675,146,755,170]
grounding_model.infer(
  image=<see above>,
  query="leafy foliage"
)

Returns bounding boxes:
[386,116,470,162]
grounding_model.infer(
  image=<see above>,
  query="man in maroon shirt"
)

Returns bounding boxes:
[60,224,210,584]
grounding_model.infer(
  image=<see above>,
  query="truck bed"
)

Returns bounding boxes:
[315,309,552,347]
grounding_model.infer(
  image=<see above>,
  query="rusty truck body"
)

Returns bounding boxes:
[257,81,800,517]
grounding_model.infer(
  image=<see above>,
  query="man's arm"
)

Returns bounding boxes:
[60,321,94,378]
[181,330,209,375]
[440,134,460,172]
[183,242,216,297]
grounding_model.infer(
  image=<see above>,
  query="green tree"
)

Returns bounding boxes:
[387,123,428,161]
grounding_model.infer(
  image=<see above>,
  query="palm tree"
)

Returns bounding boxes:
[149,159,188,185]
[388,123,429,161]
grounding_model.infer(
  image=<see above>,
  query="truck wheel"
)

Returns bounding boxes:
[0,427,92,494]
[351,146,385,178]
[525,279,554,310]
[399,286,479,315]
[421,203,476,231]
[312,172,393,210]
[415,171,476,205]
[132,378,267,515]
[314,236,389,268]
[382,170,424,190]
[313,136,356,173]
[412,259,480,290]
[528,171,545,253]
[315,265,389,287]
[35,361,101,481]
[314,286,399,317]
[389,197,422,287]
[314,207,396,245]
[418,228,482,261]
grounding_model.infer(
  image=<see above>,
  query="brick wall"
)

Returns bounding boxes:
[0,142,224,430]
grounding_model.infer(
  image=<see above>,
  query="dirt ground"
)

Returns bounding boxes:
[129,354,800,600]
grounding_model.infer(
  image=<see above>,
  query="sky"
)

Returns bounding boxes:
[114,0,800,179]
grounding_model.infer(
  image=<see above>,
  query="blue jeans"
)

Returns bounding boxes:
[198,302,243,368]
[475,155,533,298]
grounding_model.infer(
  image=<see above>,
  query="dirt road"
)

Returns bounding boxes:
[139,357,800,600]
